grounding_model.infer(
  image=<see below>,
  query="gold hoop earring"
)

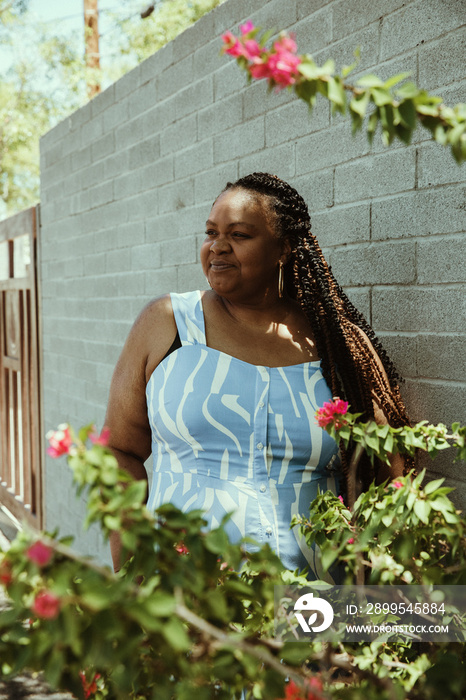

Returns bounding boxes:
[278,260,284,298]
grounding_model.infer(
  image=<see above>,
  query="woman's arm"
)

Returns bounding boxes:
[104,295,176,571]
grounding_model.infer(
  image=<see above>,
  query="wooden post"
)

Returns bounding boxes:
[84,0,101,98]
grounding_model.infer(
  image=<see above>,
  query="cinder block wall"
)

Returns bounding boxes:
[39,0,466,560]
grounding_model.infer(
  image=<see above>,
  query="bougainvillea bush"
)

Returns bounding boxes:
[0,408,465,700]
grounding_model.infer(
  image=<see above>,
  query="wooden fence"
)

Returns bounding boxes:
[0,206,42,527]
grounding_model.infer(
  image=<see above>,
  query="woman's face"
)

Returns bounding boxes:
[201,188,289,303]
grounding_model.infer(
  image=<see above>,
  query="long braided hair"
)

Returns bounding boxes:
[222,172,412,490]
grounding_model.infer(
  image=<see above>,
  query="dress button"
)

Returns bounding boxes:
[265,526,273,535]
[260,484,266,493]
[257,442,264,450]
[258,401,265,409]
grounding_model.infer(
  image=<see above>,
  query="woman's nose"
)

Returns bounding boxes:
[210,236,231,253]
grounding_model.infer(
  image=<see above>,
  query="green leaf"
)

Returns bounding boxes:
[383,71,412,89]
[424,478,445,495]
[327,76,346,110]
[162,617,191,651]
[357,74,385,88]
[413,500,431,524]
[350,90,370,117]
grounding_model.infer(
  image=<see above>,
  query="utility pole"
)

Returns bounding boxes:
[83,0,101,98]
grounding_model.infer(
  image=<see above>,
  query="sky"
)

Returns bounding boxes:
[0,0,146,73]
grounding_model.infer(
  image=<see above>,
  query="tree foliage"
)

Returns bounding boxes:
[0,417,465,699]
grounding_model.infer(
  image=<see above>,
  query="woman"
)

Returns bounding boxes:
[105,172,410,576]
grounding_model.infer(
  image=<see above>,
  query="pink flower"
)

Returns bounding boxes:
[26,541,53,567]
[0,559,12,587]
[273,34,298,54]
[249,60,273,80]
[221,31,246,57]
[338,495,344,504]
[32,591,61,619]
[174,542,189,555]
[79,671,101,699]
[347,537,354,544]
[393,480,403,489]
[46,424,73,458]
[315,398,349,428]
[240,20,254,35]
[89,426,111,446]
[243,38,262,60]
[278,677,324,700]
[266,50,302,86]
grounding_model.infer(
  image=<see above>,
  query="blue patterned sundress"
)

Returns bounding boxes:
[146,291,341,578]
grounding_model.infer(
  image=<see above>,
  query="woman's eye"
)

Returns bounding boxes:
[232,232,249,238]
[205,230,216,236]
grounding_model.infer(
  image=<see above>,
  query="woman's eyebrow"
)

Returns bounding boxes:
[205,219,256,228]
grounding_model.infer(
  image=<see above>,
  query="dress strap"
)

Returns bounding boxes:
[170,291,206,346]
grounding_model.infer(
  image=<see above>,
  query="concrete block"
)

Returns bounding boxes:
[80,161,105,191]
[239,142,296,181]
[417,333,466,382]
[68,102,91,132]
[372,286,466,333]
[90,182,114,208]
[90,84,116,118]
[175,75,214,121]
[157,54,194,102]
[193,37,225,78]
[334,148,416,203]
[419,25,466,90]
[160,114,198,157]
[91,132,115,164]
[312,202,370,247]
[115,113,148,152]
[63,170,82,196]
[314,22,380,75]
[417,235,466,284]
[297,0,333,20]
[177,263,207,292]
[146,212,180,243]
[418,142,466,188]
[333,0,407,41]
[371,185,466,239]
[296,120,370,173]
[172,9,215,63]
[214,116,265,163]
[131,243,161,271]
[401,377,466,426]
[103,100,130,132]
[194,163,239,205]
[158,178,195,214]
[293,8,333,54]
[176,203,209,238]
[212,0,247,34]
[103,150,130,181]
[127,190,158,223]
[161,236,197,267]
[71,146,92,173]
[81,114,104,144]
[145,266,178,297]
[198,94,242,140]
[114,64,142,101]
[375,331,418,379]
[139,41,174,84]
[331,240,416,286]
[291,170,334,214]
[381,0,464,62]
[116,221,145,249]
[214,61,249,102]
[266,97,329,147]
[105,248,131,274]
[128,135,161,170]
[145,155,175,188]
[114,170,146,201]
[341,286,371,322]
[129,80,158,119]
[174,141,213,180]
[142,97,177,137]
[249,0,298,31]
[243,79,293,121]
[87,201,128,234]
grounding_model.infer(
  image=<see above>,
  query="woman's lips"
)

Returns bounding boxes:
[210,260,235,270]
